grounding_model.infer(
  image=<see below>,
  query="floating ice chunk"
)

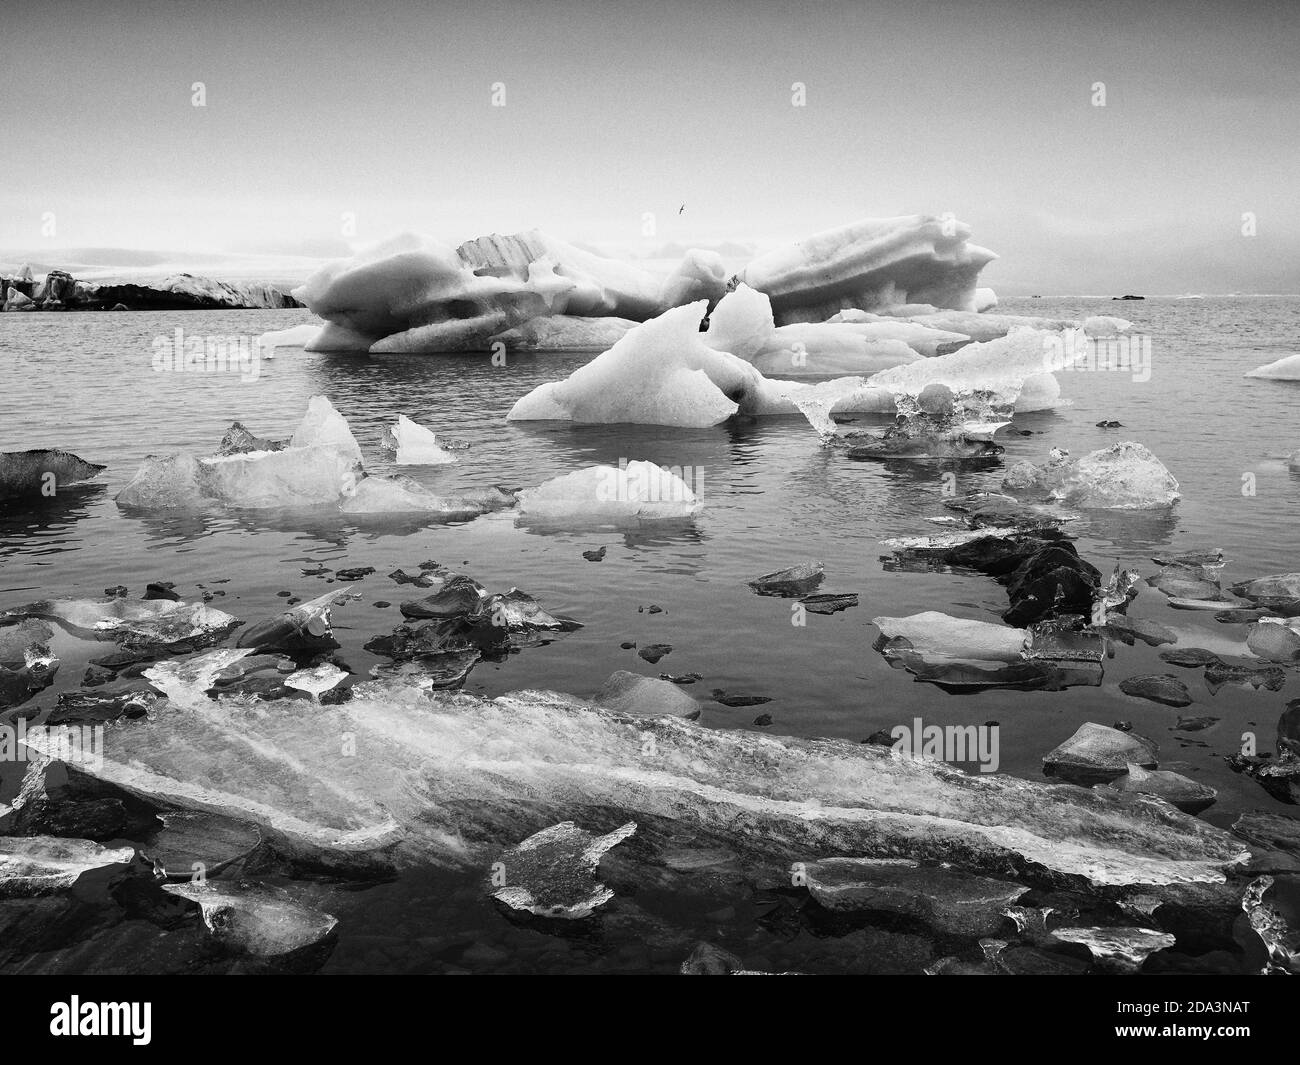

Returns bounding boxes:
[289,396,362,467]
[0,449,104,498]
[383,415,456,465]
[0,836,136,898]
[339,475,513,520]
[115,452,207,509]
[509,302,751,426]
[804,857,1028,936]
[1003,442,1180,509]
[1082,315,1134,337]
[32,682,1247,886]
[974,287,998,312]
[518,461,701,523]
[734,215,997,324]
[1242,876,1300,973]
[235,591,349,653]
[872,611,1028,663]
[198,446,360,509]
[0,619,58,708]
[162,880,338,957]
[489,821,637,919]
[489,315,637,351]
[862,328,1080,413]
[1245,353,1300,380]
[1050,927,1175,972]
[887,310,1078,343]
[256,323,323,351]
[284,662,348,699]
[305,320,377,352]
[705,284,953,376]
[142,812,262,879]
[1042,722,1158,785]
[1102,764,1217,814]
[595,671,701,720]
[5,597,238,650]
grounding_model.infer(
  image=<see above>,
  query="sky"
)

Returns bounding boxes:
[2,0,1297,292]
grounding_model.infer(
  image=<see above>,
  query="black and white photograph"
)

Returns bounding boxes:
[1,0,1297,1034]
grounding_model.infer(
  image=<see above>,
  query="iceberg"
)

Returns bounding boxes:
[293,230,726,353]
[26,670,1247,888]
[382,415,456,465]
[517,461,701,523]
[1245,353,1300,380]
[733,215,997,324]
[1003,442,1180,509]
[704,284,940,376]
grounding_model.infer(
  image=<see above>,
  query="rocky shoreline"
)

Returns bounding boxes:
[1,265,301,312]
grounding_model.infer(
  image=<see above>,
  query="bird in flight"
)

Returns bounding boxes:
[678,203,685,214]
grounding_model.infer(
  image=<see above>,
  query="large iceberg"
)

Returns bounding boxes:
[293,231,726,353]
[733,215,997,324]
[510,293,1084,429]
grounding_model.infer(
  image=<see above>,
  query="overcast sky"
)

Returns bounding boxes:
[2,0,1296,292]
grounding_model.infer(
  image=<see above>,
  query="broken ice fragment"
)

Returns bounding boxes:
[162,879,339,958]
[489,821,637,919]
[1050,926,1175,972]
[1102,764,1217,814]
[1042,722,1158,785]
[284,663,348,700]
[1003,442,1179,509]
[142,812,263,879]
[0,618,59,708]
[1241,876,1300,973]
[3,597,237,652]
[595,671,700,720]
[382,415,457,465]
[235,590,349,652]
[518,461,701,523]
[368,651,481,690]
[804,857,1028,936]
[0,836,136,898]
[1246,618,1300,662]
[289,395,362,468]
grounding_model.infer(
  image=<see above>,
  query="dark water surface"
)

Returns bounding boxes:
[1,296,1298,973]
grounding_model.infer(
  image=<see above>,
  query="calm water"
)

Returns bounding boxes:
[1,296,1298,973]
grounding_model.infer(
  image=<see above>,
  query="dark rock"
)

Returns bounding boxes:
[638,644,672,664]
[582,547,607,562]
[335,567,375,582]
[1119,674,1193,707]
[753,713,773,727]
[711,690,772,707]
[1175,716,1219,732]
[799,593,859,614]
[748,561,824,597]
[1158,648,1221,668]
